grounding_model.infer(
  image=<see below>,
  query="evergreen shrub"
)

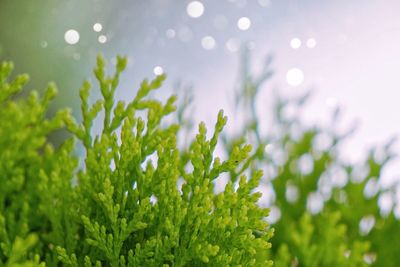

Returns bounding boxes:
[0,56,272,266]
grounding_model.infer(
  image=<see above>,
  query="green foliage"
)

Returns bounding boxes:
[223,49,399,266]
[1,51,399,267]
[0,57,272,266]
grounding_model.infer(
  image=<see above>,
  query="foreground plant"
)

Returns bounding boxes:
[0,56,273,266]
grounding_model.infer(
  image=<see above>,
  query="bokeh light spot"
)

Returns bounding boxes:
[237,17,251,30]
[64,29,80,45]
[290,38,301,49]
[306,38,317,48]
[286,68,304,86]
[226,38,240,52]
[40,41,48,48]
[187,1,204,18]
[98,35,107,44]
[93,23,102,32]
[153,66,164,75]
[201,36,216,50]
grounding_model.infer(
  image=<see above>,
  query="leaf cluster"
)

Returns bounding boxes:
[0,56,272,266]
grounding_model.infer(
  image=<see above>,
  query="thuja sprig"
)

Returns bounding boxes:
[37,55,272,266]
[0,55,272,266]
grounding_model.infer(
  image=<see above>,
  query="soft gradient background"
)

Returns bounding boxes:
[1,0,399,183]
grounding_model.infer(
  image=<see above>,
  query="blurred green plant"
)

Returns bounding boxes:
[0,56,273,266]
[217,48,398,266]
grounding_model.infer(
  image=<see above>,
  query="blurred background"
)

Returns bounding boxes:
[1,0,400,183]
